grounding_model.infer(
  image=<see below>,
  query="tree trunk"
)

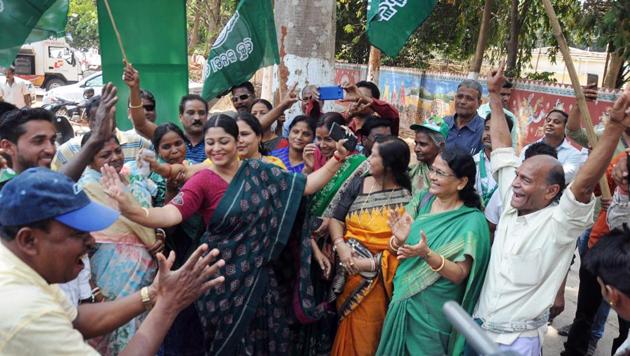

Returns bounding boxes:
[205,0,222,54]
[468,0,493,79]
[603,51,623,89]
[271,0,336,112]
[188,1,202,54]
[506,0,520,76]
[367,46,381,84]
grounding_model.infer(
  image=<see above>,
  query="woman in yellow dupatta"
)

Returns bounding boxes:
[329,137,412,356]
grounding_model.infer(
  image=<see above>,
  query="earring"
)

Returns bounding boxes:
[609,300,616,307]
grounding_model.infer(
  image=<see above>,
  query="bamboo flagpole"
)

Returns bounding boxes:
[540,0,611,198]
[102,0,129,64]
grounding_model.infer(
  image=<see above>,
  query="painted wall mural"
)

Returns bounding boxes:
[336,63,621,149]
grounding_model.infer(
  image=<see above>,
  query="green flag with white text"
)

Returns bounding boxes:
[366,0,437,57]
[0,0,69,68]
[201,0,279,100]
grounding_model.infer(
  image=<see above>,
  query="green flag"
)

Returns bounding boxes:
[202,0,279,100]
[97,0,188,131]
[0,0,69,68]
[366,0,437,57]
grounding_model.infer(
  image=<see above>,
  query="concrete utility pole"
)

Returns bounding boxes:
[270,0,337,114]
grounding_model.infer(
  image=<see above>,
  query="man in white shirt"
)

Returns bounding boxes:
[471,67,630,355]
[0,67,31,109]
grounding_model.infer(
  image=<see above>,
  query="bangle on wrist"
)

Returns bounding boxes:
[142,207,150,218]
[429,255,446,272]
[389,236,400,251]
[129,101,143,109]
[333,151,347,163]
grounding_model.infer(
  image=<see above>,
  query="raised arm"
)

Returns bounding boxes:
[572,87,630,203]
[76,245,224,356]
[566,86,598,146]
[303,141,349,195]
[487,64,513,150]
[258,83,298,130]
[60,83,117,181]
[100,164,184,228]
[124,64,158,140]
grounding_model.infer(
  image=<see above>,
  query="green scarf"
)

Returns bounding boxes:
[310,154,368,216]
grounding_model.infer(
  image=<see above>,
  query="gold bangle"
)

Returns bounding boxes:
[389,236,400,251]
[430,255,446,272]
[141,207,150,217]
[129,101,143,109]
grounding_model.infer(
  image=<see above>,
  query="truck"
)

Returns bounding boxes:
[13,39,81,90]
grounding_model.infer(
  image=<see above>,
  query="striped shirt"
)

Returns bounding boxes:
[186,141,206,164]
[51,129,153,171]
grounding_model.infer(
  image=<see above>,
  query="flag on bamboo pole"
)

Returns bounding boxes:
[201,0,279,100]
[97,0,188,131]
[0,0,69,68]
[366,0,437,57]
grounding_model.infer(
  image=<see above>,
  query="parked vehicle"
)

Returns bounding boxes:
[43,72,102,105]
[13,39,81,90]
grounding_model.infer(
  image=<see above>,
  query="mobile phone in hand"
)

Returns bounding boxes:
[318,86,344,101]
[329,122,358,152]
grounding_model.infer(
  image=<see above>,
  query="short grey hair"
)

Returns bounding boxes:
[457,79,483,100]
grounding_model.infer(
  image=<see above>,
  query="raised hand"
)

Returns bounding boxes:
[151,244,225,312]
[303,143,317,172]
[281,82,299,108]
[91,83,118,143]
[397,230,431,260]
[123,63,140,89]
[388,209,412,244]
[583,84,598,102]
[487,62,506,94]
[100,164,132,207]
[609,86,630,128]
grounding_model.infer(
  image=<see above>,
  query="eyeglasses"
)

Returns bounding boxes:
[231,94,250,102]
[143,104,155,112]
[428,166,454,178]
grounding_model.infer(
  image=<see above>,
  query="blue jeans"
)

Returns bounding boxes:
[577,228,610,341]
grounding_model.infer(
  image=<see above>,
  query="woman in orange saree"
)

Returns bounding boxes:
[328,137,412,356]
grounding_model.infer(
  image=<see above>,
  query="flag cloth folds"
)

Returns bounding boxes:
[366,0,437,57]
[201,0,279,100]
[0,0,69,68]
[97,0,188,130]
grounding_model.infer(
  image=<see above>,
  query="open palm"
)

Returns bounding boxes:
[388,209,412,243]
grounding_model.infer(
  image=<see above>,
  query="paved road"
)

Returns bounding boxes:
[543,252,619,356]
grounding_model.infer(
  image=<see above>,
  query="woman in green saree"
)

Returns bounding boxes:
[376,149,491,356]
[101,114,350,356]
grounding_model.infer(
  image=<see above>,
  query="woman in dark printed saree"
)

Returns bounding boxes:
[376,149,491,356]
[101,114,350,355]
[328,136,412,356]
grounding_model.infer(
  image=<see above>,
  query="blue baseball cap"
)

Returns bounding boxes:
[0,168,119,232]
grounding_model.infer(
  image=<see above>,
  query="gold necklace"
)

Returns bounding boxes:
[358,180,398,226]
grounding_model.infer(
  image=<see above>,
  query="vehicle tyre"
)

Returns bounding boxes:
[45,78,66,91]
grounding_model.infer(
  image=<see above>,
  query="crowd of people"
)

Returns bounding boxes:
[1,60,630,356]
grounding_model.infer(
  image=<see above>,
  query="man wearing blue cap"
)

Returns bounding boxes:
[0,168,225,355]
[408,122,447,195]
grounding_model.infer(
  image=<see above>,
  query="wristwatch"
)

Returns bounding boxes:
[140,287,153,311]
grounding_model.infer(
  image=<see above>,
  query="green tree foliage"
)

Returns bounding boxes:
[66,0,99,50]
[335,0,589,77]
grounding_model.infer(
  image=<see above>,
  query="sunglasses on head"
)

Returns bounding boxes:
[231,94,250,102]
[143,104,155,112]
